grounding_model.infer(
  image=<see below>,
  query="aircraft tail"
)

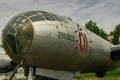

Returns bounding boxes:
[110,45,120,61]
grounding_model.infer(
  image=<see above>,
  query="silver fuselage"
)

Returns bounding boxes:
[2,11,118,73]
[23,21,114,73]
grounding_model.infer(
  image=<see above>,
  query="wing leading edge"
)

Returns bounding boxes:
[111,45,120,61]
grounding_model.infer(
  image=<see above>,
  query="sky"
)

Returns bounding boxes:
[0,0,120,44]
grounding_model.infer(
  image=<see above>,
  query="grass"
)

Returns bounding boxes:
[82,68,120,77]
[15,78,27,80]
[74,68,120,80]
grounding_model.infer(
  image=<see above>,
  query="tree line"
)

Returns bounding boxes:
[85,20,119,45]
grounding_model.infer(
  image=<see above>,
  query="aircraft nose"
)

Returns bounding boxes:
[2,16,33,63]
[2,26,17,54]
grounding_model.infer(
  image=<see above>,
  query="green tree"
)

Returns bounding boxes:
[85,20,108,40]
[110,25,119,45]
[99,29,108,40]
[85,20,99,35]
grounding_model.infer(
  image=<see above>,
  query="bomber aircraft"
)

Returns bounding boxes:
[1,11,120,80]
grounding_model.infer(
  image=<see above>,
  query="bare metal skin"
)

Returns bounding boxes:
[2,11,120,79]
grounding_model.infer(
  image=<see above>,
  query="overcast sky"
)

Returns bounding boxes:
[0,0,120,44]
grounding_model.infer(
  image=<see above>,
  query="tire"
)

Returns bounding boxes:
[95,72,106,78]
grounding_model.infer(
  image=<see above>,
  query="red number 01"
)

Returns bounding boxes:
[79,32,88,53]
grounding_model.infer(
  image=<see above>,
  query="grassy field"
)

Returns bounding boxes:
[74,68,120,80]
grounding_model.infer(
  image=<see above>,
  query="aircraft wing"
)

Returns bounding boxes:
[0,47,17,73]
[111,45,120,61]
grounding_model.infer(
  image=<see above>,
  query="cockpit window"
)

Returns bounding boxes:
[30,15,45,22]
[42,14,55,21]
[6,34,18,54]
[3,15,33,55]
[4,26,16,34]
[51,14,63,21]
[12,16,29,28]
[17,22,33,53]
[24,11,39,17]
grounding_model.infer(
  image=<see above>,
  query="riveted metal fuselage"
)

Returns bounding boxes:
[2,11,117,73]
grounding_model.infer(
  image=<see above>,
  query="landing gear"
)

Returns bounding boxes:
[25,67,58,80]
[8,61,72,80]
[95,71,106,78]
[8,60,23,80]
